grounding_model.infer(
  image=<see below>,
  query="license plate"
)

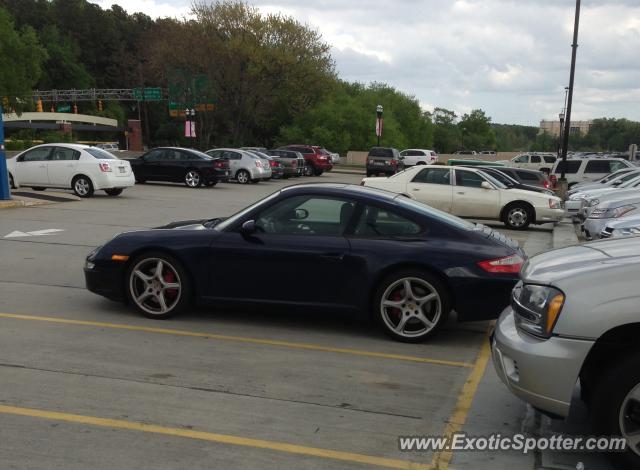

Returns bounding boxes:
[119,167,126,173]
[374,161,385,166]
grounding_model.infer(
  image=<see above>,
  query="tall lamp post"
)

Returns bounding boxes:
[558,111,565,158]
[185,108,196,149]
[558,0,582,199]
[376,104,383,146]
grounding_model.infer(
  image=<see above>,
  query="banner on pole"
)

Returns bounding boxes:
[375,118,384,137]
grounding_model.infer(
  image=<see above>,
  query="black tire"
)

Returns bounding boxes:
[205,180,218,187]
[503,203,533,230]
[591,353,640,469]
[31,187,46,191]
[136,179,146,184]
[236,169,251,184]
[313,169,324,176]
[303,164,314,177]
[250,178,260,184]
[72,175,94,198]
[373,269,450,343]
[125,251,192,320]
[184,169,202,188]
[105,188,124,196]
[8,173,15,189]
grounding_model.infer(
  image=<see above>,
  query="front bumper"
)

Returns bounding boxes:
[582,217,608,240]
[84,262,125,302]
[535,207,564,223]
[492,307,593,418]
[564,199,583,216]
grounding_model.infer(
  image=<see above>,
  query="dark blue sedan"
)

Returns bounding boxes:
[84,184,524,342]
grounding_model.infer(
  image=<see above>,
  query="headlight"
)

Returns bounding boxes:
[569,194,584,201]
[590,205,635,219]
[513,283,565,339]
[549,199,560,209]
[588,198,600,207]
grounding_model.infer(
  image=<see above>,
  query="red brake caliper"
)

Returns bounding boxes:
[389,289,402,323]
[163,270,178,300]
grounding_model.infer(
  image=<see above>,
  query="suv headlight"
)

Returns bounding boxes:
[513,283,565,338]
[615,226,640,236]
[588,198,600,207]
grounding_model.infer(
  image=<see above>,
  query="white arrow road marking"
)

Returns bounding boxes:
[4,231,31,238]
[26,229,65,236]
[4,229,66,238]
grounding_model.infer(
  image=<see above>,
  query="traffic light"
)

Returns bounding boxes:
[73,104,78,114]
[98,100,103,111]
[37,99,43,112]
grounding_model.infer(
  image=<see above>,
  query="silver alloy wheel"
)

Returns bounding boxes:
[507,207,528,228]
[619,382,640,456]
[237,170,249,184]
[130,258,182,315]
[185,170,201,187]
[74,177,90,196]
[380,277,441,338]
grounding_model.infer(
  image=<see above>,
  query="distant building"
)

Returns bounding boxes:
[539,120,592,137]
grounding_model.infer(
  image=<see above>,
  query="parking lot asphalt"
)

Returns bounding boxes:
[0,174,608,470]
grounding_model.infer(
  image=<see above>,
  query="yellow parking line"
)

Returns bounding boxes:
[0,313,473,368]
[430,324,493,470]
[0,404,430,470]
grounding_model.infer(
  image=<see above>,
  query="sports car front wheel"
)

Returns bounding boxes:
[374,270,450,342]
[126,252,191,319]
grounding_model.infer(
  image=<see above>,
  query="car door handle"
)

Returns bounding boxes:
[38,165,46,168]
[320,253,345,262]
[412,188,420,191]
[457,191,465,195]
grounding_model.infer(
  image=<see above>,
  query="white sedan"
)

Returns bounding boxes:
[362,166,563,230]
[7,143,135,197]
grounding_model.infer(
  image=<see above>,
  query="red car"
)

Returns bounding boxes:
[278,145,333,176]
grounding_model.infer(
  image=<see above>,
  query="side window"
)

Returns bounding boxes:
[555,160,581,174]
[530,155,541,163]
[411,168,451,185]
[455,170,486,188]
[516,171,539,182]
[144,150,164,162]
[50,147,80,161]
[255,196,355,236]
[353,205,421,237]
[609,161,628,172]
[585,160,613,173]
[400,150,408,156]
[544,156,556,163]
[223,151,241,160]
[513,155,528,163]
[207,150,222,158]
[20,147,51,162]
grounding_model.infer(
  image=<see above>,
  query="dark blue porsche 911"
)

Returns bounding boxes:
[85,183,524,342]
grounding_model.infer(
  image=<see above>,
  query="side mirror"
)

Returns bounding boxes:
[240,219,257,234]
[294,208,309,220]
[613,181,621,186]
[481,181,493,190]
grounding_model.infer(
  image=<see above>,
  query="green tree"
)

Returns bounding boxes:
[37,25,94,89]
[0,7,47,108]
[458,109,496,151]
[432,107,460,153]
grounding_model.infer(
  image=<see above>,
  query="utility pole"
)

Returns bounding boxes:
[558,0,581,198]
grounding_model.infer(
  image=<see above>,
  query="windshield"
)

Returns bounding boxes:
[214,191,281,231]
[396,197,476,230]
[479,171,507,189]
[86,147,118,160]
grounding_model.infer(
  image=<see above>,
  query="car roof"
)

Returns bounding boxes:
[280,182,405,202]
[28,143,91,150]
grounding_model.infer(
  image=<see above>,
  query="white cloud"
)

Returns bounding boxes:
[89,0,640,124]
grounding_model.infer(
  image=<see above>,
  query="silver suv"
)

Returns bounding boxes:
[492,237,640,469]
[206,148,271,184]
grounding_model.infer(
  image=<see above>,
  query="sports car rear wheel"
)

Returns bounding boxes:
[374,270,449,342]
[126,253,191,319]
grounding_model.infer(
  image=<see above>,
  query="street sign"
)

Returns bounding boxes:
[57,104,71,113]
[133,87,162,101]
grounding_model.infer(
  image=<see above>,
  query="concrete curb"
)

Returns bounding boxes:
[0,199,27,209]
[552,219,580,249]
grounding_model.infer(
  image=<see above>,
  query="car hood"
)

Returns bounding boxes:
[592,191,640,208]
[154,218,225,230]
[521,237,640,284]
[502,187,559,202]
[605,214,640,230]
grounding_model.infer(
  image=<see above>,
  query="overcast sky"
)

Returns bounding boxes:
[91,0,640,126]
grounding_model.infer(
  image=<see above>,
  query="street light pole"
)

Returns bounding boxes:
[0,104,10,200]
[558,0,581,198]
[376,104,383,146]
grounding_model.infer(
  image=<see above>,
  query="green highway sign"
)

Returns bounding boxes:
[56,104,71,112]
[133,87,162,101]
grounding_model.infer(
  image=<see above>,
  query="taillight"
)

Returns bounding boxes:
[543,180,550,189]
[99,162,112,172]
[549,175,557,188]
[390,159,397,166]
[255,161,261,168]
[478,254,523,273]
[213,161,227,169]
[269,160,277,167]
